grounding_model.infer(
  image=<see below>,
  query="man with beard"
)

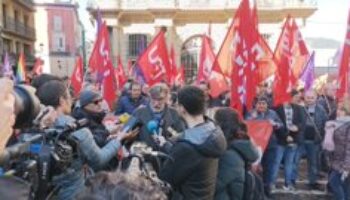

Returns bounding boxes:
[132,83,186,150]
[72,90,112,147]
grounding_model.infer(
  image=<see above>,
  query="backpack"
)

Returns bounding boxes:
[234,148,266,200]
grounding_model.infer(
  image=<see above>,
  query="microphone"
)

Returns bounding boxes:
[147,120,159,135]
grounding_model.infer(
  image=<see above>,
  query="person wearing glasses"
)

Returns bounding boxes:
[72,90,116,147]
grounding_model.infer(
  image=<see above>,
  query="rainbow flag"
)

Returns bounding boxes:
[16,52,26,83]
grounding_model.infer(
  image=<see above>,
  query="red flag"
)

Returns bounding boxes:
[70,56,84,97]
[245,120,273,153]
[337,8,350,99]
[197,35,214,83]
[196,34,229,98]
[32,58,43,76]
[88,22,112,75]
[137,31,171,85]
[170,45,178,85]
[115,56,127,90]
[229,0,258,113]
[273,16,308,106]
[175,64,185,86]
[250,3,277,83]
[274,16,309,83]
[102,60,116,108]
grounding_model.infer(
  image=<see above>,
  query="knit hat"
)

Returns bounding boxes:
[79,90,102,108]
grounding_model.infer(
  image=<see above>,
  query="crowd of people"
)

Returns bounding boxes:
[0,74,350,200]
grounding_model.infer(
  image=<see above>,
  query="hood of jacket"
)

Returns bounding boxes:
[229,139,259,163]
[180,121,227,158]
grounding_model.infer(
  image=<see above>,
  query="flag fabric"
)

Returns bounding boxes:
[251,3,277,83]
[337,8,350,99]
[197,35,215,83]
[33,58,43,76]
[16,52,26,83]
[102,60,116,108]
[197,34,229,98]
[175,64,185,86]
[300,51,315,91]
[70,56,84,97]
[88,21,116,108]
[170,45,178,85]
[230,0,257,113]
[274,16,309,83]
[88,22,112,76]
[245,120,273,153]
[2,52,13,78]
[273,16,307,106]
[137,30,171,85]
[115,56,127,90]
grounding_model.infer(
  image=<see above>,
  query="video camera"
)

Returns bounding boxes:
[0,118,89,200]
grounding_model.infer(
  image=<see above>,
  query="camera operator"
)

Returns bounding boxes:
[37,80,138,200]
[132,83,185,150]
[0,78,15,155]
[158,86,227,200]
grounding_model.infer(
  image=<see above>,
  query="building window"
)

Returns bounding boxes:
[16,42,21,54]
[128,34,148,58]
[53,33,65,52]
[24,44,31,55]
[181,35,202,83]
[24,15,28,27]
[53,16,62,32]
[3,39,11,52]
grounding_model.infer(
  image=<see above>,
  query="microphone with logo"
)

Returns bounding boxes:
[147,120,167,147]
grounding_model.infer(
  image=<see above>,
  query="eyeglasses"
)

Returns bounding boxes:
[93,99,103,105]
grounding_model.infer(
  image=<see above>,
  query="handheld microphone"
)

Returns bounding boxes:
[146,120,159,135]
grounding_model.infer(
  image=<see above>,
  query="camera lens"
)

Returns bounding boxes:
[13,85,41,128]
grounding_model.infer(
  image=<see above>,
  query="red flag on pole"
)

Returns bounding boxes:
[175,64,185,86]
[137,30,171,85]
[197,35,215,83]
[115,56,127,90]
[337,8,350,99]
[32,58,43,76]
[88,22,112,75]
[102,60,116,108]
[70,56,84,97]
[170,45,178,85]
[229,0,258,113]
[274,16,309,83]
[273,16,302,106]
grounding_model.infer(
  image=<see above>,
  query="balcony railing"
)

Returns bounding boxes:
[90,0,316,10]
[3,16,36,40]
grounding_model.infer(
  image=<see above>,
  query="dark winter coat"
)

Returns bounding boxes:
[132,105,186,150]
[159,120,227,200]
[114,94,149,115]
[214,140,259,200]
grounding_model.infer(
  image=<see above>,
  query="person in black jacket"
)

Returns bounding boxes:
[214,108,259,200]
[271,100,305,191]
[159,86,227,200]
[72,90,111,147]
